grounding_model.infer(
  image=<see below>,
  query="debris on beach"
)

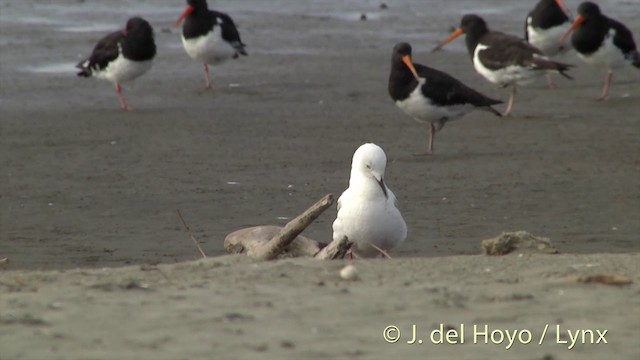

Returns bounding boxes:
[340,264,359,281]
[224,194,352,260]
[574,273,632,286]
[225,225,322,258]
[481,231,558,255]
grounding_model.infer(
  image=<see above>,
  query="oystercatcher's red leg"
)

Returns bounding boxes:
[595,71,612,101]
[545,73,557,89]
[502,86,516,117]
[203,64,212,89]
[415,123,436,156]
[115,84,133,111]
[426,123,435,155]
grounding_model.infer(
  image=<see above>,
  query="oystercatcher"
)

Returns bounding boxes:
[525,0,573,88]
[432,14,573,116]
[76,17,156,111]
[332,143,407,259]
[175,0,247,90]
[561,1,640,100]
[389,43,502,155]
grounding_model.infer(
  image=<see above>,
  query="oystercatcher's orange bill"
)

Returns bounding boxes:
[401,55,420,81]
[174,5,195,27]
[432,27,464,52]
[561,14,584,41]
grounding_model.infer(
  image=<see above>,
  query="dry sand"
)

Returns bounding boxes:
[1,254,639,359]
[1,0,639,358]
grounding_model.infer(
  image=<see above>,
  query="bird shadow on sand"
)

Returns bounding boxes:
[193,85,265,98]
[389,150,513,163]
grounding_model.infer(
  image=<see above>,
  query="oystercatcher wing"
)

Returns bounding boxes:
[562,1,639,99]
[410,63,503,113]
[474,34,573,80]
[76,17,156,110]
[76,31,124,77]
[389,42,502,154]
[176,0,247,89]
[211,10,247,57]
[432,14,573,116]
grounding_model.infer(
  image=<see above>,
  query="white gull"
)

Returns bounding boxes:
[332,143,407,258]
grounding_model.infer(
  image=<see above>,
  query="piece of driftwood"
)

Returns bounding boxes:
[225,225,323,257]
[224,194,340,260]
[251,194,334,260]
[574,273,633,286]
[177,209,207,258]
[314,236,352,260]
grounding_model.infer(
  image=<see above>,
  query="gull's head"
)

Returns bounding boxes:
[350,143,388,197]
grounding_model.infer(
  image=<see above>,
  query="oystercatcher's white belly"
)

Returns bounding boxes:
[95,54,152,84]
[577,31,626,70]
[181,30,235,64]
[395,78,474,123]
[526,21,570,56]
[473,44,540,87]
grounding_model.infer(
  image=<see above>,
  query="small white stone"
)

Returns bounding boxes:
[340,264,359,281]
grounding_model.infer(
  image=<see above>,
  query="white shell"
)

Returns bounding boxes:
[340,264,359,281]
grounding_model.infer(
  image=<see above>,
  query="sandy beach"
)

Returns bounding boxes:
[1,0,639,358]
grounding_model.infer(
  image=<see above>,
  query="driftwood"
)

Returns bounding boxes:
[224,193,351,260]
[251,194,333,260]
[225,226,323,257]
[314,236,351,260]
[177,209,207,258]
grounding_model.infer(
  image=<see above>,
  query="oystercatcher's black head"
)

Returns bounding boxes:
[175,0,209,26]
[459,15,489,36]
[186,0,208,8]
[528,0,571,31]
[393,42,412,57]
[121,17,156,61]
[577,1,601,18]
[124,17,153,37]
[561,2,601,41]
[432,14,488,52]
[391,42,419,81]
[538,0,572,17]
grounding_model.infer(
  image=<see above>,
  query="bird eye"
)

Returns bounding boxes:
[366,164,371,169]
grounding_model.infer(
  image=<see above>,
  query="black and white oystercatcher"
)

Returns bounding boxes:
[525,0,573,88]
[389,43,502,155]
[76,17,156,111]
[561,1,640,100]
[175,0,247,89]
[432,14,574,116]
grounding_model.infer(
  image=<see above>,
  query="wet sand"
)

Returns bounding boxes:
[1,0,639,358]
